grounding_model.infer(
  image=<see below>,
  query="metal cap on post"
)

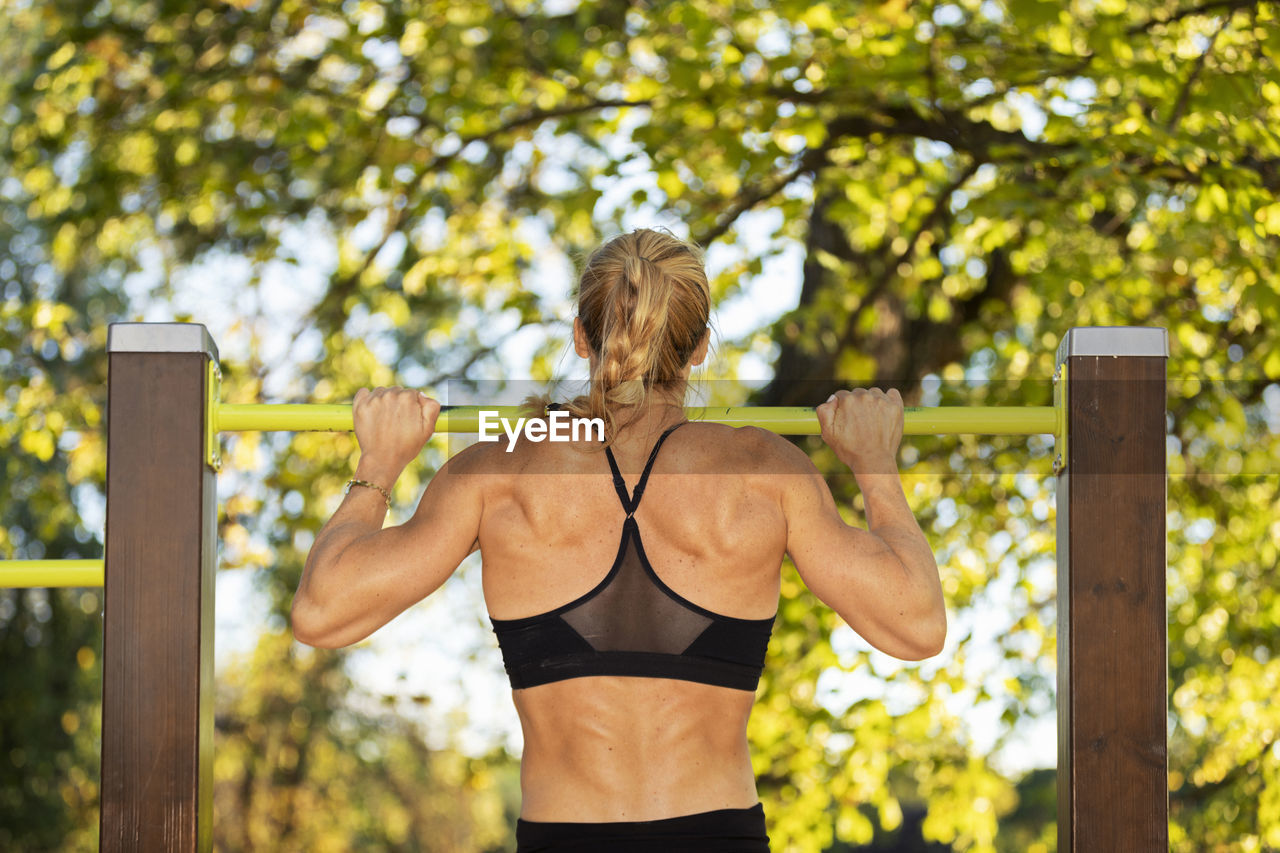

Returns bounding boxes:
[106,323,220,358]
[102,323,217,853]
[1055,326,1169,361]
[1055,326,1168,852]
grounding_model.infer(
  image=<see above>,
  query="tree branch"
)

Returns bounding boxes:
[1166,12,1233,131]
[302,95,653,335]
[694,147,827,246]
[1172,733,1279,804]
[1128,0,1259,34]
[839,158,983,351]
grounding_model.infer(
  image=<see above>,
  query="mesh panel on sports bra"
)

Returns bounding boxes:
[490,421,776,690]
[561,523,713,653]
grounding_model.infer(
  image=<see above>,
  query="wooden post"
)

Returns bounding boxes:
[1055,326,1168,851]
[101,323,216,852]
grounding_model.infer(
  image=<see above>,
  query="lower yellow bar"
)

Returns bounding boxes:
[0,560,104,588]
[217,404,1057,436]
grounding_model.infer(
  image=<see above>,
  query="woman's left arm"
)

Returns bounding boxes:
[291,387,484,648]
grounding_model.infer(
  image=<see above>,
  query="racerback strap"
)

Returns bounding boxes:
[603,422,686,517]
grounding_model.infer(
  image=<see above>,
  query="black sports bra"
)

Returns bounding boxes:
[490,423,776,691]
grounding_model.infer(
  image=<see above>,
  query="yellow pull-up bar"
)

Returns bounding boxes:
[1,403,1057,590]
[215,402,1057,436]
[6,356,1067,590]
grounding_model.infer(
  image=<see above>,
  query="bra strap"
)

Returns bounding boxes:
[603,443,633,511]
[603,422,686,516]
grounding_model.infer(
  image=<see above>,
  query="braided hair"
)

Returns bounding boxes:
[561,229,710,444]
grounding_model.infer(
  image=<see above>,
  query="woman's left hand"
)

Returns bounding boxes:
[352,387,441,478]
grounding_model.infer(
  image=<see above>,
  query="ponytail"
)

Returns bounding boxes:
[531,229,710,445]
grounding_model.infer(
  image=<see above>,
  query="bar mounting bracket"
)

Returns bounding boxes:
[1054,362,1068,475]
[206,359,222,472]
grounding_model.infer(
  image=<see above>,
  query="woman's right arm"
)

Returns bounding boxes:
[291,388,486,649]
[778,389,946,660]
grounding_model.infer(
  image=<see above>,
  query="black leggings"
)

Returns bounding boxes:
[515,803,770,852]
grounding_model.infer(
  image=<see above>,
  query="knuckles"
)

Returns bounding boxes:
[354,387,441,424]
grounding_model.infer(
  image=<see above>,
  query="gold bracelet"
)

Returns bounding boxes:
[346,477,391,509]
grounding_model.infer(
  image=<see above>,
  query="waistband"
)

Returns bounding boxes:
[515,803,769,852]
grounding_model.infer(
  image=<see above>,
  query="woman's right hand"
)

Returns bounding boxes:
[815,388,904,470]
[352,387,441,479]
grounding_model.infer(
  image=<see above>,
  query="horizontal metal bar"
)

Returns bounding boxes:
[217,403,1056,436]
[901,405,1057,436]
[0,560,104,588]
[1,406,1054,588]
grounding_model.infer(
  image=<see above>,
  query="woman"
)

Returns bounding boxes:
[291,229,946,852]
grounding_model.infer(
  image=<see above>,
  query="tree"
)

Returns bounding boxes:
[2,0,1278,849]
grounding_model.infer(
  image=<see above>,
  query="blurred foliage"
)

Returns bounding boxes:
[214,629,518,852]
[2,0,1279,851]
[0,292,108,851]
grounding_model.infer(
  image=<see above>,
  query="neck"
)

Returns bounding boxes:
[609,387,688,443]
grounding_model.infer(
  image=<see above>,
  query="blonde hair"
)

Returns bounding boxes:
[530,229,710,444]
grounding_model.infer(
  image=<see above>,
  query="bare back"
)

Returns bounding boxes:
[295,391,942,821]
[475,421,786,821]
